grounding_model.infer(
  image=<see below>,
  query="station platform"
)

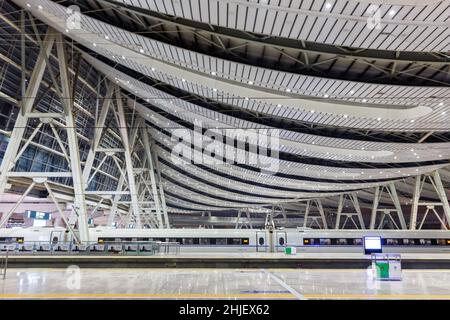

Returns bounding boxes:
[4,252,450,269]
[1,268,450,300]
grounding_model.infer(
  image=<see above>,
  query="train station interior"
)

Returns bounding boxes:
[0,0,449,303]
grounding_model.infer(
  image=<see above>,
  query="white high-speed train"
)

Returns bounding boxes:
[1,226,450,253]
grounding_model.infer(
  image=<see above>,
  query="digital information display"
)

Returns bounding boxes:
[364,236,382,254]
[26,210,51,220]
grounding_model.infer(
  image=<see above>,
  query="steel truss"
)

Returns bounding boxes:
[0,26,169,238]
[369,183,407,230]
[83,85,168,229]
[0,26,89,241]
[410,170,450,230]
[334,193,365,229]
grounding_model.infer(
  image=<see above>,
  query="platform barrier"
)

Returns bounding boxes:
[0,250,8,280]
[0,241,180,256]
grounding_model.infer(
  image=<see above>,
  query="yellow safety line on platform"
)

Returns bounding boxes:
[0,293,296,299]
[303,294,450,299]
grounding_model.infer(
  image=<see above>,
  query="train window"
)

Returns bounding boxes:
[386,239,399,245]
[200,238,209,245]
[258,237,265,245]
[216,238,227,245]
[354,239,362,245]
[242,238,249,245]
[319,238,331,245]
[183,238,193,245]
[419,239,432,245]
[403,239,416,245]
[303,239,310,245]
[227,238,241,245]
[279,237,285,246]
[337,239,347,245]
[193,238,200,245]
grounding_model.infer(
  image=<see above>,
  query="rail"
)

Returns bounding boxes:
[0,241,181,256]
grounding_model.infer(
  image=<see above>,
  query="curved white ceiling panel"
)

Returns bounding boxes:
[153,127,448,184]
[113,0,450,52]
[19,0,450,132]
[85,54,450,164]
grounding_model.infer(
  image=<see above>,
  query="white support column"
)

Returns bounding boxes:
[235,210,241,229]
[316,199,328,229]
[82,84,114,185]
[410,175,422,230]
[388,183,407,229]
[148,133,169,228]
[55,34,89,242]
[115,87,142,228]
[432,170,450,225]
[370,186,380,229]
[246,208,253,229]
[303,200,310,228]
[350,192,365,229]
[335,194,344,229]
[142,128,164,228]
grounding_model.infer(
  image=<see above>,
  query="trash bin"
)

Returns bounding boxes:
[284,246,296,255]
[371,253,402,281]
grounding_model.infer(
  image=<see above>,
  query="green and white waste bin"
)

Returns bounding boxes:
[284,246,296,255]
[371,253,402,281]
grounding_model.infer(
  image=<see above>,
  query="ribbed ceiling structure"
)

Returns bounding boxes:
[2,0,450,216]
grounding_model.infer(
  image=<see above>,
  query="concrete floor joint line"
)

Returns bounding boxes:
[261,269,305,300]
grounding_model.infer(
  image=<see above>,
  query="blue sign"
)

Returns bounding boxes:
[26,210,51,220]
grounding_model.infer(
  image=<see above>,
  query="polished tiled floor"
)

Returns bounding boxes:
[1,268,450,299]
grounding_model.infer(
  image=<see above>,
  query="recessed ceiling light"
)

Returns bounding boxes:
[388,10,396,16]
[93,43,97,46]
[26,3,31,7]
[277,104,282,107]
[286,88,291,92]
[182,78,186,82]
[325,2,332,9]
[121,56,125,59]
[439,102,444,106]
[211,71,216,76]
[343,114,348,118]
[65,29,69,33]
[324,94,329,98]
[38,5,43,10]
[213,88,217,92]
[410,119,415,123]
[377,117,381,121]
[105,35,109,40]
[245,97,249,101]
[139,48,144,53]
[310,110,315,113]
[442,112,446,115]
[349,90,354,94]
[151,67,155,71]
[248,81,253,85]
[362,99,367,102]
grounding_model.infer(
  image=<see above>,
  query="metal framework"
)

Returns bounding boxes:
[410,170,450,230]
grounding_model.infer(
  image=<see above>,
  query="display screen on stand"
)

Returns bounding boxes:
[364,236,382,254]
